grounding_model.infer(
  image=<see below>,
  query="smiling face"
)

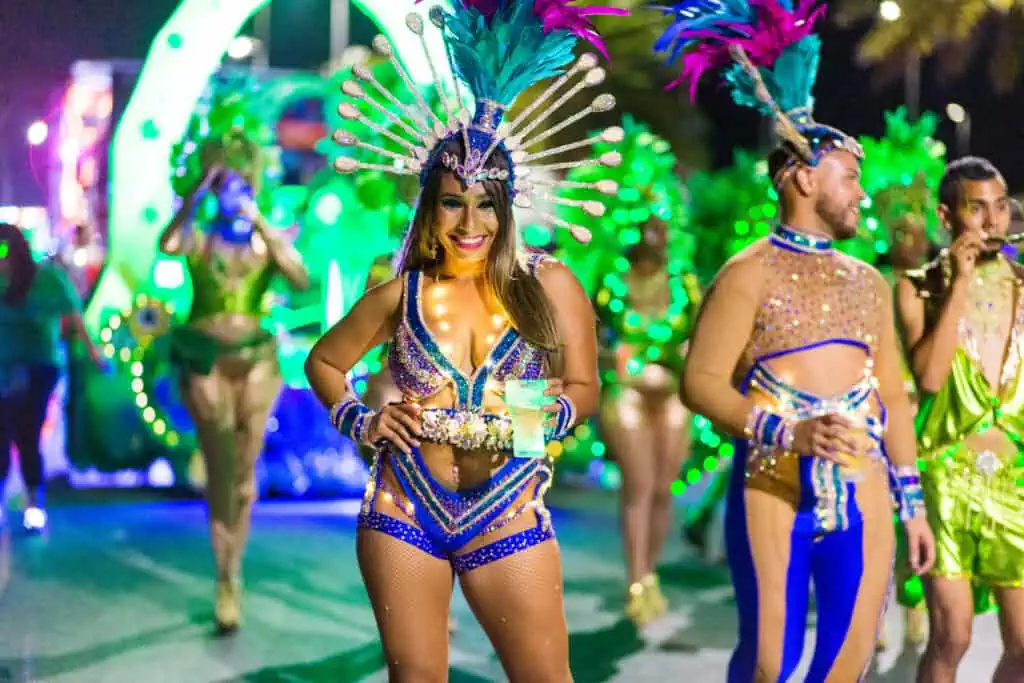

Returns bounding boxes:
[433,172,502,268]
[812,150,865,240]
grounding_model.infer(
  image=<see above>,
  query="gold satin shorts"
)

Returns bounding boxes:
[922,444,1024,587]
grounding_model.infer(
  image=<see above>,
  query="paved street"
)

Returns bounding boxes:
[0,488,1002,682]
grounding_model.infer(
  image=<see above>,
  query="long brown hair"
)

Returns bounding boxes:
[395,138,563,374]
[0,223,38,306]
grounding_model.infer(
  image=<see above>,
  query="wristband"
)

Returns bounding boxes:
[745,405,796,451]
[547,395,577,441]
[330,399,377,445]
[892,465,926,521]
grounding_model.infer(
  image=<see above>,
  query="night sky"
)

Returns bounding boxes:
[2,0,1022,207]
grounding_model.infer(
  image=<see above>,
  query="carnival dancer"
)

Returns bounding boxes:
[656,1,935,679]
[305,1,625,679]
[554,114,699,625]
[895,157,1024,683]
[0,223,102,532]
[159,119,310,633]
[600,219,699,626]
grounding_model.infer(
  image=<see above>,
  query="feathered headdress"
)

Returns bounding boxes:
[332,0,629,244]
[171,76,277,198]
[654,0,863,186]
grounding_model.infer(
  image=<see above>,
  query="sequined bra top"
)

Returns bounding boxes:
[738,226,885,377]
[186,250,274,323]
[387,253,550,412]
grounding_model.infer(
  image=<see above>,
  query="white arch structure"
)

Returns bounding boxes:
[87,0,451,328]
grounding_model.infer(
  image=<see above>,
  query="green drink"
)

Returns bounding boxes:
[504,379,550,459]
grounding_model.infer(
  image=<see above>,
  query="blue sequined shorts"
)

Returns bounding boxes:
[358,445,555,574]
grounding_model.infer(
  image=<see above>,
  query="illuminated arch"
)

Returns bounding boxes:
[87,0,451,330]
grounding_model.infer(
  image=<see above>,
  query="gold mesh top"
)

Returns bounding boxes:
[738,236,885,377]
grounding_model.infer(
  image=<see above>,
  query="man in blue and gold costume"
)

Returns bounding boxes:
[896,156,1024,683]
[655,0,935,678]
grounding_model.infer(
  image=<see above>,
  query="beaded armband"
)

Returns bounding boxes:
[330,399,377,445]
[744,405,796,451]
[547,395,577,441]
[892,465,926,521]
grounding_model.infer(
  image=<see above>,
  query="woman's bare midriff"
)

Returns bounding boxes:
[188,314,275,378]
[413,384,522,491]
[190,313,265,343]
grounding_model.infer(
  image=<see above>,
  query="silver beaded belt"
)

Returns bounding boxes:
[420,408,513,452]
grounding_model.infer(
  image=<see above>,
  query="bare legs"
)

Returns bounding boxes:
[648,397,689,575]
[601,386,689,624]
[917,577,974,683]
[180,354,281,629]
[918,579,1024,683]
[360,467,571,682]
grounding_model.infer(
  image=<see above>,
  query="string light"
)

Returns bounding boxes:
[97,296,183,449]
[553,116,717,490]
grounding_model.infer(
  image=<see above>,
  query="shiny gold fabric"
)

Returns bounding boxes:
[186,251,275,323]
[916,348,1024,457]
[911,255,1024,588]
[921,442,1024,586]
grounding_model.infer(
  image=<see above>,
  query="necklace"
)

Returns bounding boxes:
[770,225,834,254]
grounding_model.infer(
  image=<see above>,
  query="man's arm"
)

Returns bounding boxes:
[897,230,983,393]
[877,274,919,468]
[895,272,968,394]
[881,273,936,573]
[682,252,859,462]
[679,256,762,437]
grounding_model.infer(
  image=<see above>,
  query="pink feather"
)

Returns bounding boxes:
[533,1,630,58]
[671,0,827,98]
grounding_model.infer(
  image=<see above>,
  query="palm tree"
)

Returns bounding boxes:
[832,0,1024,92]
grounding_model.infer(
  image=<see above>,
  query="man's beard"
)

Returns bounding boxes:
[816,198,858,240]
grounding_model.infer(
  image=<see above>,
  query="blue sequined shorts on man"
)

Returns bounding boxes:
[358,443,555,574]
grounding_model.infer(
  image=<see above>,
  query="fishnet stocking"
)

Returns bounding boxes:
[365,464,568,682]
[457,529,571,683]
[358,495,454,683]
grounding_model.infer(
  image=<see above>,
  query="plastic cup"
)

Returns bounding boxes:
[504,379,550,459]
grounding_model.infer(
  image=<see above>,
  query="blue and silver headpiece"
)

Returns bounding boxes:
[332,1,628,243]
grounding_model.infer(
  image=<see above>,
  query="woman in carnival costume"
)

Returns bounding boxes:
[656,0,935,679]
[558,116,701,626]
[305,1,626,678]
[159,89,310,633]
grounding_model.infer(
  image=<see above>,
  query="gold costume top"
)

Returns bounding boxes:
[737,228,884,381]
[906,254,1024,459]
[737,226,889,535]
[185,249,274,324]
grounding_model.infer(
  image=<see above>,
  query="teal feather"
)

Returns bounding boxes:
[722,34,821,115]
[442,2,578,106]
